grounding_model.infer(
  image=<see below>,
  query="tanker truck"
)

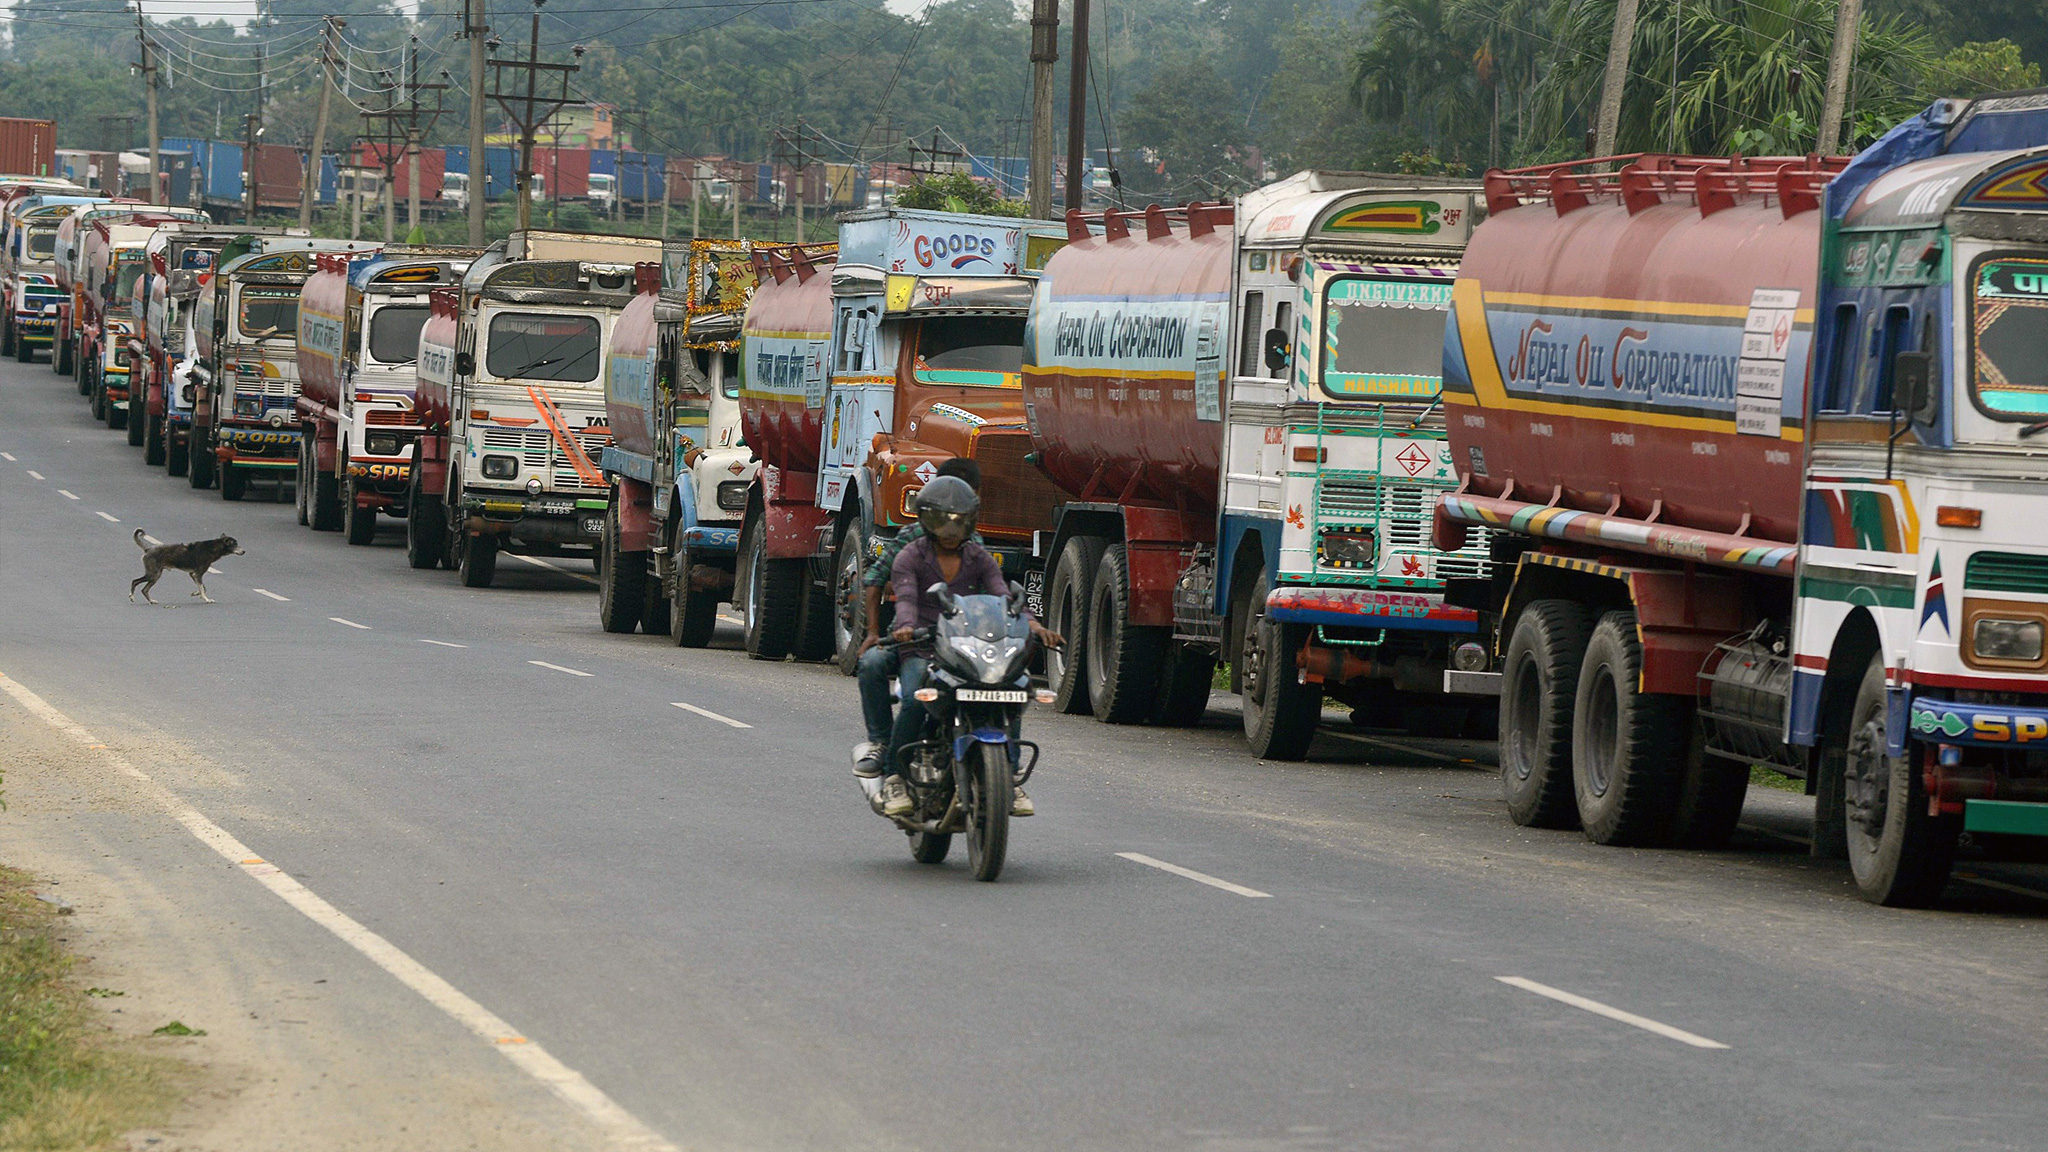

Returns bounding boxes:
[75,210,206,427]
[1024,176,1492,759]
[295,248,480,543]
[596,240,759,645]
[1434,94,2048,906]
[410,230,661,586]
[735,208,1070,665]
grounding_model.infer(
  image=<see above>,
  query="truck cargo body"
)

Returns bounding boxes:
[1024,176,1488,756]
[596,240,761,642]
[1435,97,2048,905]
[734,208,1069,667]
[412,234,657,586]
[296,249,478,541]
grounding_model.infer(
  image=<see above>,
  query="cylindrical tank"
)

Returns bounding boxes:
[1444,158,1838,543]
[414,287,462,433]
[604,269,661,459]
[738,248,836,477]
[1023,207,1233,512]
[296,254,352,413]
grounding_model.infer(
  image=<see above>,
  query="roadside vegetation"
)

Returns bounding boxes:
[0,865,181,1151]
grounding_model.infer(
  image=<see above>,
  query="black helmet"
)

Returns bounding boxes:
[916,474,979,548]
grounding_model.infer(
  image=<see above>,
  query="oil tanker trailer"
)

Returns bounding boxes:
[1435,94,2048,905]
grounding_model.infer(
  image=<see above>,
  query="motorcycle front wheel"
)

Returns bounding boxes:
[965,742,1011,882]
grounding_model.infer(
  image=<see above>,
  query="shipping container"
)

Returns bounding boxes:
[0,118,58,178]
[530,145,591,200]
[351,143,446,202]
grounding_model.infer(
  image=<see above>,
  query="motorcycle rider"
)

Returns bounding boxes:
[875,474,1055,819]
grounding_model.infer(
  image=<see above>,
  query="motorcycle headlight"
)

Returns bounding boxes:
[1973,617,2044,663]
[366,432,400,457]
[234,397,262,418]
[481,454,519,480]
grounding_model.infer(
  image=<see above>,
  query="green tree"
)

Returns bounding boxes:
[1121,54,1259,199]
[894,173,1028,216]
[1931,39,2043,97]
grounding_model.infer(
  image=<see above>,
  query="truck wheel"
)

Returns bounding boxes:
[597,496,645,634]
[1045,536,1105,715]
[57,334,73,378]
[1671,718,1749,848]
[310,464,342,531]
[672,549,720,648]
[406,480,445,570]
[2,315,15,357]
[640,561,673,637]
[1842,652,1959,906]
[142,413,165,465]
[127,397,146,446]
[831,519,868,675]
[1085,544,1165,724]
[1240,570,1321,760]
[343,476,377,545]
[219,462,247,502]
[1500,600,1595,828]
[459,533,498,588]
[794,557,836,661]
[167,433,189,478]
[739,512,801,659]
[89,370,105,419]
[1152,638,1217,727]
[106,392,127,430]
[1571,610,1687,846]
[17,333,33,362]
[295,438,313,525]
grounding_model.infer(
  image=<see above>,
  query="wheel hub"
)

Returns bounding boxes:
[1844,719,1891,839]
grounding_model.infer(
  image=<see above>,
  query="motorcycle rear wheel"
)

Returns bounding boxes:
[966,742,1011,882]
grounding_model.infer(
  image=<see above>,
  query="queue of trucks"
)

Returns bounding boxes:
[24,89,2048,908]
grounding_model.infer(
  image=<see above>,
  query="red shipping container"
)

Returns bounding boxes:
[0,118,58,179]
[529,145,590,200]
[253,143,309,208]
[350,143,448,202]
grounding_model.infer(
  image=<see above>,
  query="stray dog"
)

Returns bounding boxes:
[130,529,244,605]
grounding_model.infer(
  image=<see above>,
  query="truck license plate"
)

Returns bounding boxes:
[1025,569,1045,619]
[956,689,1028,703]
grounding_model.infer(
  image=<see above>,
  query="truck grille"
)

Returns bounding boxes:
[1319,474,1490,580]
[1966,551,2048,595]
[972,429,1064,537]
[478,425,609,490]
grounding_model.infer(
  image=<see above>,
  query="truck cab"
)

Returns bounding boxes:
[2,198,101,360]
[127,224,281,465]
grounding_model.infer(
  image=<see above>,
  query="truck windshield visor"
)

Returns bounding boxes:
[25,228,55,261]
[485,311,601,383]
[367,303,431,364]
[1971,255,2048,418]
[1319,276,1452,401]
[239,287,299,339]
[913,315,1025,386]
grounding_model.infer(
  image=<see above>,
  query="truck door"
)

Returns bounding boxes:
[820,298,883,509]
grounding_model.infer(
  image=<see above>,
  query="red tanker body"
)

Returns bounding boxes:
[737,243,835,486]
[413,287,461,435]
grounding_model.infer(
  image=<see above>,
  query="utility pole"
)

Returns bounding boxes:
[464,0,489,245]
[1593,0,1641,157]
[1027,0,1057,218]
[1063,0,1091,210]
[361,43,447,244]
[774,125,820,243]
[485,0,581,235]
[1817,0,1863,155]
[136,12,160,199]
[243,113,260,224]
[302,16,341,230]
[407,36,422,238]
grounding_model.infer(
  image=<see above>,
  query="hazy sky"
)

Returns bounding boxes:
[133,0,935,24]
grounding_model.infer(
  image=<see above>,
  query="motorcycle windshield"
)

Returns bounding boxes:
[938,594,1030,685]
[941,594,1025,644]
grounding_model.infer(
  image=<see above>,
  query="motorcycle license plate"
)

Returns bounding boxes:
[956,689,1028,703]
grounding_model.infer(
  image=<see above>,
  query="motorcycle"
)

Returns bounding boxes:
[857,583,1052,882]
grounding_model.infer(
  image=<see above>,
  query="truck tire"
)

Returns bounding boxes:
[310,465,342,531]
[3,315,15,357]
[671,545,721,648]
[167,432,190,478]
[1842,651,1959,906]
[128,397,146,446]
[1571,610,1687,846]
[739,512,801,659]
[831,519,867,675]
[1671,719,1749,848]
[794,559,836,661]
[17,332,33,362]
[597,496,645,634]
[406,478,445,570]
[57,334,73,377]
[142,413,165,465]
[1240,569,1321,760]
[89,368,105,420]
[1500,600,1595,829]
[105,390,127,430]
[343,476,376,545]
[640,560,673,637]
[1085,544,1165,724]
[459,532,498,588]
[296,438,313,525]
[219,461,247,501]
[1152,638,1217,727]
[191,437,217,488]
[1045,536,1105,715]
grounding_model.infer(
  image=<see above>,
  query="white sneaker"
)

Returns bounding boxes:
[880,776,913,817]
[1010,788,1034,818]
[852,741,883,778]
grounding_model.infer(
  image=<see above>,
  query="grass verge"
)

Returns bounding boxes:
[1749,764,1805,793]
[0,864,182,1151]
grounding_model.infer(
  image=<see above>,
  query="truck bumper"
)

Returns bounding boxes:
[681,525,740,554]
[215,425,301,466]
[1265,585,1480,633]
[465,495,607,546]
[14,315,54,345]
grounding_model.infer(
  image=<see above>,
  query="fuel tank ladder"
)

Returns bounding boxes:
[527,384,606,489]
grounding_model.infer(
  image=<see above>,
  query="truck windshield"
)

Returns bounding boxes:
[485,311,601,383]
[239,287,299,339]
[1971,255,2048,418]
[115,258,144,302]
[25,229,55,261]
[913,315,1025,386]
[367,304,430,364]
[1319,276,1452,401]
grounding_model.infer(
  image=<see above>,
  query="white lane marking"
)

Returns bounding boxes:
[1115,852,1273,898]
[1954,872,2048,901]
[57,488,78,500]
[329,617,372,630]
[251,589,290,602]
[670,701,752,729]
[1496,977,1729,1049]
[509,553,599,584]
[95,511,120,523]
[0,671,680,1152]
[419,638,468,648]
[529,660,593,677]
[26,469,44,480]
[0,451,15,461]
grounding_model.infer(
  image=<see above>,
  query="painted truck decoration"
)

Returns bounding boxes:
[1023,174,1491,761]
[1435,94,2048,906]
[597,239,760,647]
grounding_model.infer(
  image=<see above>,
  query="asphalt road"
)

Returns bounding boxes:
[5,359,2048,1151]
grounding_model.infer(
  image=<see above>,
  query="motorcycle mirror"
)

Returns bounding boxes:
[1006,583,1028,613]
[927,581,958,614]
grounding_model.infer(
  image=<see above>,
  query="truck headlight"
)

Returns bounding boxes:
[481,454,519,480]
[366,432,400,457]
[234,397,262,418]
[1317,529,1378,570]
[1973,618,2044,662]
[716,480,749,511]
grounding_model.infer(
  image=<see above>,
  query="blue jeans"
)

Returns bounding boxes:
[857,644,901,745]
[881,653,934,779]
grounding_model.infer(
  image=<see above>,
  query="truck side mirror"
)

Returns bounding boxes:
[1262,328,1289,373]
[454,351,475,376]
[1894,350,1935,423]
